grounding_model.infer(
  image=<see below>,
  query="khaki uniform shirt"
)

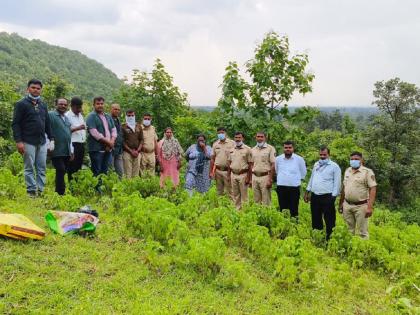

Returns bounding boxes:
[228,144,252,173]
[122,123,143,150]
[251,143,276,173]
[343,166,377,203]
[212,139,235,168]
[141,125,158,153]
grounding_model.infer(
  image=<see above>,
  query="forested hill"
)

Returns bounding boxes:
[0,32,122,100]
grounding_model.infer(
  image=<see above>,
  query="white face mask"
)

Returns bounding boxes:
[257,141,265,148]
[126,116,136,129]
[235,141,243,147]
[143,119,151,126]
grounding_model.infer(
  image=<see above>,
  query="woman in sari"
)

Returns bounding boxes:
[157,127,184,188]
[185,134,212,196]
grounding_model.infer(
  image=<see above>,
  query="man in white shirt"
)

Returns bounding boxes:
[65,97,86,180]
[275,140,307,218]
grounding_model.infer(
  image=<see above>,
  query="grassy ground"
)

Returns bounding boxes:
[0,171,418,314]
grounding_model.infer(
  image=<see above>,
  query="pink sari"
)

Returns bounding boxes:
[158,139,182,187]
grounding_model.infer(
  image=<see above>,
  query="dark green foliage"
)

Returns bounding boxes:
[113,59,189,136]
[364,78,420,206]
[0,32,122,100]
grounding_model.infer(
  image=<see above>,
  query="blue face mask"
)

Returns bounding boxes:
[143,119,151,127]
[28,94,41,101]
[217,133,225,141]
[350,160,361,169]
[319,159,329,166]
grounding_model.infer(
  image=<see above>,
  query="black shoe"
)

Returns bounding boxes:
[27,191,37,198]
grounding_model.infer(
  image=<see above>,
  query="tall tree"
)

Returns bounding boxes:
[216,31,315,144]
[114,59,189,135]
[365,78,420,205]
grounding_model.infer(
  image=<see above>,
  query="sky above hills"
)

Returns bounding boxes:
[1,0,419,107]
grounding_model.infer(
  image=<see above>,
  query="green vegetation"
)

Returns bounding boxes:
[0,158,419,313]
[0,32,122,100]
[113,58,190,134]
[1,30,419,313]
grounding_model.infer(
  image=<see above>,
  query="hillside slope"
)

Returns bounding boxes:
[0,32,122,100]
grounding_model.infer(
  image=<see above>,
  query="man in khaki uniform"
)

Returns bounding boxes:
[140,113,158,176]
[210,127,235,196]
[250,132,276,206]
[122,109,143,178]
[228,132,252,209]
[339,151,377,239]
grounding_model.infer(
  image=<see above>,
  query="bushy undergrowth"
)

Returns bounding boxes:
[0,162,419,313]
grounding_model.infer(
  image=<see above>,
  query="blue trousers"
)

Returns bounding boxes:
[23,142,47,193]
[89,151,112,177]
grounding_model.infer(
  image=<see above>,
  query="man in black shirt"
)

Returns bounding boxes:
[12,79,53,197]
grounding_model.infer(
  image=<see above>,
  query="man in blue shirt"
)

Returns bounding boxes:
[275,140,307,218]
[304,146,341,239]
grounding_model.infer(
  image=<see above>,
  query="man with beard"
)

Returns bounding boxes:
[275,140,307,218]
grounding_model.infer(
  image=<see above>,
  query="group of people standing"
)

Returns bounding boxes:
[12,79,377,239]
[199,129,377,239]
[12,79,178,195]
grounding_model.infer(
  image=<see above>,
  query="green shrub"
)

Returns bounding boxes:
[183,237,226,276]
[0,168,25,198]
[273,236,318,288]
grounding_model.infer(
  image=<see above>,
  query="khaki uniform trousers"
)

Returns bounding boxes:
[231,173,248,209]
[215,169,232,197]
[252,174,271,206]
[342,201,369,239]
[123,151,140,179]
[140,152,156,176]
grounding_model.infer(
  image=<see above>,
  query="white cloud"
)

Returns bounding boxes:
[0,0,419,106]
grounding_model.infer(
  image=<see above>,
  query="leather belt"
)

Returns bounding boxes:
[345,199,368,206]
[231,169,249,175]
[252,171,269,177]
[216,165,229,171]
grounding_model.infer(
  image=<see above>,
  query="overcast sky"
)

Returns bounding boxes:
[1,0,419,106]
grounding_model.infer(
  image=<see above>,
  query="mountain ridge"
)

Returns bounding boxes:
[0,32,122,100]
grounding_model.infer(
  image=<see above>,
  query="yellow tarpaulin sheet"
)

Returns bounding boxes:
[0,213,45,240]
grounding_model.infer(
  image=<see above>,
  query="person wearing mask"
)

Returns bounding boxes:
[85,96,116,177]
[227,132,252,209]
[304,146,341,239]
[65,96,86,181]
[210,127,235,197]
[49,98,73,195]
[339,151,377,239]
[185,134,212,196]
[110,103,124,178]
[12,79,53,197]
[275,140,307,218]
[157,127,184,188]
[140,113,158,176]
[122,109,143,178]
[250,131,276,206]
